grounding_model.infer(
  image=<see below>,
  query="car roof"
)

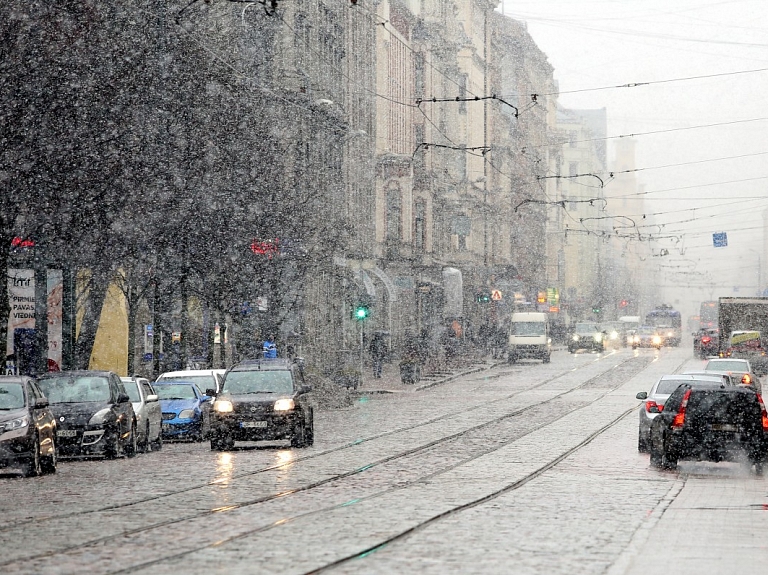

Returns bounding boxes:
[706,358,749,365]
[679,382,755,394]
[662,374,723,382]
[152,380,198,386]
[157,370,218,377]
[230,358,293,371]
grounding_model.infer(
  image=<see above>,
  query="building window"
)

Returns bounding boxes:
[386,186,401,242]
[414,201,426,251]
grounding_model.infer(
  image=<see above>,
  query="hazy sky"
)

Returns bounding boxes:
[498,0,768,313]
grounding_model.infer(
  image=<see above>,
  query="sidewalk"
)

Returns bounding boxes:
[354,358,496,394]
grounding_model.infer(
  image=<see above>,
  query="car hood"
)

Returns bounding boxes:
[49,401,112,426]
[160,398,198,413]
[0,408,28,424]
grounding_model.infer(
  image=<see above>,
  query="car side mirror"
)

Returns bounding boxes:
[35,397,49,408]
[205,388,216,398]
[146,394,158,402]
[117,393,130,403]
[201,395,212,403]
[636,391,648,400]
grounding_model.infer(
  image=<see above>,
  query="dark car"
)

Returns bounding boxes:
[693,328,719,359]
[568,322,605,353]
[648,382,768,474]
[0,376,57,476]
[153,381,212,442]
[209,359,314,450]
[36,371,137,458]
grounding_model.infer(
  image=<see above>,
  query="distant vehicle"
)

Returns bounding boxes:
[568,322,605,353]
[508,312,551,363]
[209,358,314,449]
[718,297,768,375]
[153,381,212,442]
[699,300,718,330]
[703,358,760,393]
[645,304,682,346]
[120,377,163,452]
[0,376,58,476]
[636,374,730,452]
[155,369,225,395]
[725,330,766,366]
[648,383,768,473]
[619,316,641,346]
[601,321,627,348]
[631,326,662,349]
[693,328,719,359]
[36,371,137,459]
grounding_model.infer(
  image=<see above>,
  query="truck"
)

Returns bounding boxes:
[718,297,768,374]
[508,312,551,364]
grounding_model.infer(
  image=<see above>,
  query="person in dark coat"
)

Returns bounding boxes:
[369,333,387,378]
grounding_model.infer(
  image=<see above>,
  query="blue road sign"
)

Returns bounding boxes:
[713,232,728,248]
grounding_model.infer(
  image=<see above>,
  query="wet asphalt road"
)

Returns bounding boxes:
[2,345,767,574]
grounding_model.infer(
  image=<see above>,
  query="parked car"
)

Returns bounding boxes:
[36,371,137,458]
[568,322,605,353]
[703,358,760,393]
[648,382,768,473]
[631,326,663,349]
[635,374,728,452]
[693,328,719,359]
[153,381,212,441]
[155,369,224,395]
[0,376,57,476]
[209,358,314,450]
[120,377,162,452]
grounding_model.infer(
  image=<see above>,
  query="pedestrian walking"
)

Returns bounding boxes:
[263,335,277,359]
[369,333,387,378]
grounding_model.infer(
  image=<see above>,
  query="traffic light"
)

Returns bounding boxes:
[353,303,370,320]
[619,299,629,309]
[475,290,491,304]
[592,305,602,314]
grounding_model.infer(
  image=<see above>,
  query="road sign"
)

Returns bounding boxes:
[713,232,728,248]
[491,289,502,301]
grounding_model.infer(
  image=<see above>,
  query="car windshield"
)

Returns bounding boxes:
[0,383,25,410]
[706,361,748,372]
[122,380,142,402]
[37,376,111,403]
[223,370,294,394]
[575,323,598,334]
[511,322,545,336]
[154,384,198,400]
[637,327,657,335]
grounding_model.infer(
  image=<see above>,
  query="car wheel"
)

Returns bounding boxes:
[543,354,551,364]
[637,431,648,453]
[152,429,163,451]
[291,419,307,448]
[125,422,138,458]
[305,412,314,447]
[40,437,57,475]
[105,430,122,459]
[23,435,42,477]
[649,440,663,468]
[139,422,151,453]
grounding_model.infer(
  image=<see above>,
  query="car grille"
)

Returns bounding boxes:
[162,412,176,420]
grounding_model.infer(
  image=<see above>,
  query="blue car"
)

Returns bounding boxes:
[153,382,212,442]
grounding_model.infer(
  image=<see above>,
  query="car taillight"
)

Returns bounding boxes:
[743,374,752,385]
[672,389,691,429]
[701,336,711,344]
[757,394,768,432]
[645,400,663,413]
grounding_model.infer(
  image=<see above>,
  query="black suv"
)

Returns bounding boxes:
[208,359,314,450]
[649,382,768,473]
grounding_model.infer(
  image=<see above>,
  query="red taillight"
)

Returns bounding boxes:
[645,400,663,413]
[743,374,752,385]
[672,389,691,429]
[701,336,711,344]
[757,394,768,432]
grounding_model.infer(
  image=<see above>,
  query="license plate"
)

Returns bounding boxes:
[58,429,77,437]
[241,421,268,428]
[711,424,741,432]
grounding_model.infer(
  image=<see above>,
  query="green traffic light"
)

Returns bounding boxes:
[355,306,369,319]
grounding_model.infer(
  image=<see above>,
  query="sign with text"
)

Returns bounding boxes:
[713,232,728,248]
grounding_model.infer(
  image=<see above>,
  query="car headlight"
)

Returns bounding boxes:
[274,398,295,412]
[214,400,234,413]
[1,415,30,432]
[594,334,603,342]
[610,331,618,340]
[572,335,580,341]
[89,408,114,425]
[633,336,640,343]
[179,409,196,419]
[667,331,673,337]
[652,336,662,345]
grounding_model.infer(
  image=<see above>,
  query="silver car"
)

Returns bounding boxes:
[703,358,761,394]
[635,374,728,452]
[120,377,162,452]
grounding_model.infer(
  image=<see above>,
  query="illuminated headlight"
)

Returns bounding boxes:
[88,408,114,425]
[594,334,603,342]
[572,335,580,341]
[667,331,673,337]
[214,400,234,413]
[652,336,662,345]
[274,398,295,412]
[610,331,618,340]
[633,336,640,343]
[1,416,30,432]
[179,409,196,419]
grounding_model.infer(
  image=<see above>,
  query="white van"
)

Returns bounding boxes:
[508,312,551,363]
